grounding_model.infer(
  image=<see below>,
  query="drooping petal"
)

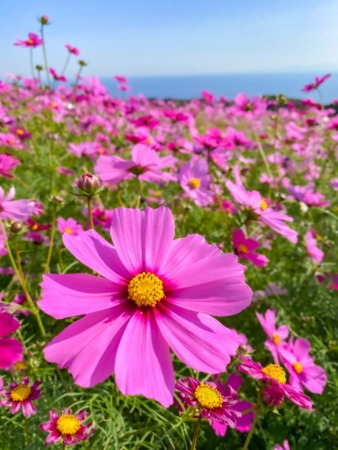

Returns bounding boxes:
[63,229,130,282]
[110,207,174,274]
[43,304,133,387]
[114,308,174,407]
[39,274,124,319]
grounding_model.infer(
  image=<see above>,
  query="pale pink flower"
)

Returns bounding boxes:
[305,229,324,264]
[256,309,289,363]
[0,187,35,221]
[57,218,83,236]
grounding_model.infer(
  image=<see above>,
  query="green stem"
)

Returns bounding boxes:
[62,440,66,450]
[45,204,57,273]
[24,417,30,446]
[29,48,35,80]
[40,26,51,87]
[252,127,272,178]
[190,414,201,450]
[87,196,94,229]
[0,221,46,337]
[242,406,260,450]
[60,52,71,77]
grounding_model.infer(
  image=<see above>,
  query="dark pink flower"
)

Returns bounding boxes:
[114,75,128,83]
[65,44,80,56]
[302,74,331,92]
[232,229,269,268]
[14,33,43,48]
[38,207,252,407]
[0,377,42,417]
[49,68,67,82]
[40,408,95,446]
[256,309,289,363]
[0,154,20,178]
[0,310,23,368]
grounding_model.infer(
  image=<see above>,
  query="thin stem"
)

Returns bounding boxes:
[45,204,57,273]
[242,406,260,450]
[24,417,30,446]
[190,414,201,450]
[62,440,66,450]
[40,26,51,87]
[252,127,272,178]
[29,48,35,80]
[60,52,71,77]
[87,196,94,229]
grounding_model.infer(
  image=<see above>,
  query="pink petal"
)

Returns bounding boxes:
[293,338,311,360]
[39,274,124,319]
[0,337,23,368]
[0,311,20,337]
[301,365,327,394]
[114,309,174,407]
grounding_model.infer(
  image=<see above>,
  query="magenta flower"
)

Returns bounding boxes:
[57,217,83,236]
[40,408,95,446]
[305,229,324,265]
[94,144,176,185]
[14,33,43,48]
[65,44,80,55]
[0,154,20,178]
[279,338,327,394]
[0,377,42,417]
[114,75,128,83]
[0,187,35,221]
[39,207,252,407]
[302,74,331,92]
[237,356,314,411]
[178,157,213,206]
[0,310,23,368]
[232,229,269,268]
[49,68,67,82]
[256,309,289,363]
[175,376,241,432]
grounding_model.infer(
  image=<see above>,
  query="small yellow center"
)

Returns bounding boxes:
[13,361,27,372]
[10,385,31,402]
[272,333,281,344]
[194,384,223,409]
[56,414,81,435]
[293,362,303,374]
[64,227,73,234]
[16,129,24,136]
[260,199,268,211]
[27,39,34,45]
[238,243,249,254]
[262,364,287,384]
[50,102,57,109]
[31,224,39,231]
[188,178,201,189]
[128,272,165,307]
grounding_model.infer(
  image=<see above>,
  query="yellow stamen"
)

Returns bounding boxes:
[260,199,268,211]
[128,272,164,307]
[194,384,223,409]
[31,224,39,231]
[10,385,31,402]
[27,39,34,45]
[13,361,27,372]
[56,414,81,435]
[50,102,57,109]
[272,333,281,345]
[188,178,201,189]
[64,227,73,234]
[238,243,249,254]
[293,362,303,374]
[262,364,286,384]
[16,129,24,136]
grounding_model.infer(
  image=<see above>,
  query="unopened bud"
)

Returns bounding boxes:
[10,222,23,234]
[50,195,64,205]
[73,173,102,197]
[39,15,49,25]
[78,60,88,67]
[277,94,287,106]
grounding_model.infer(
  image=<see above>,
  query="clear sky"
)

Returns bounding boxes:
[1,0,338,78]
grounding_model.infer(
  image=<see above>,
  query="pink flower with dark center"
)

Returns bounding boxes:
[0,310,23,368]
[178,157,213,206]
[40,408,95,446]
[279,338,327,394]
[0,154,20,178]
[38,206,252,407]
[305,229,324,264]
[49,68,67,82]
[302,74,331,92]
[256,309,289,363]
[65,44,80,55]
[14,33,43,48]
[0,377,42,417]
[57,218,83,236]
[0,187,35,221]
[237,356,314,411]
[232,229,269,268]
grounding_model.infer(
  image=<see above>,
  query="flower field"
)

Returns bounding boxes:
[0,17,337,450]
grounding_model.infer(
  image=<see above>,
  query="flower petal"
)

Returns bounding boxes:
[0,311,20,337]
[0,337,23,368]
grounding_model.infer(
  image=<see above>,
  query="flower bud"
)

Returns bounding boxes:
[73,173,101,197]
[10,222,23,234]
[39,15,49,25]
[50,195,64,205]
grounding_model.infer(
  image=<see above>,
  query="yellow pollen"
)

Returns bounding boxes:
[272,333,281,344]
[146,137,152,144]
[16,129,24,135]
[27,39,34,45]
[128,272,164,307]
[13,361,27,372]
[56,414,81,435]
[10,385,31,402]
[260,199,268,211]
[64,227,73,234]
[262,364,287,384]
[50,102,57,109]
[188,178,201,189]
[194,384,223,409]
[293,362,303,374]
[238,243,249,254]
[31,224,39,231]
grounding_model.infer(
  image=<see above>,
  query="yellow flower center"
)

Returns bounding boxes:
[272,333,281,344]
[16,129,24,136]
[293,362,303,374]
[31,224,39,231]
[194,384,223,409]
[27,39,34,45]
[262,364,287,384]
[128,272,165,307]
[238,243,249,254]
[188,178,201,189]
[10,385,31,402]
[64,227,73,234]
[13,361,27,372]
[56,414,81,435]
[260,199,268,211]
[50,102,57,109]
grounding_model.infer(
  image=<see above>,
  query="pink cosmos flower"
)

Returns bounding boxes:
[232,229,269,268]
[305,229,324,264]
[49,68,67,82]
[175,376,242,433]
[65,44,80,55]
[302,74,331,92]
[288,183,329,207]
[114,75,128,83]
[38,206,252,407]
[57,217,83,236]
[0,310,23,368]
[237,356,314,411]
[40,408,95,446]
[178,157,213,206]
[0,187,35,221]
[226,166,298,243]
[94,144,176,185]
[14,33,43,48]
[274,440,290,450]
[279,338,327,394]
[0,377,42,417]
[117,84,131,92]
[0,154,20,178]
[256,309,289,363]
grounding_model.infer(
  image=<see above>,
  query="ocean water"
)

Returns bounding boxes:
[101,73,338,101]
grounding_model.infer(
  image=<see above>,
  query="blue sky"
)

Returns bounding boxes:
[1,0,338,78]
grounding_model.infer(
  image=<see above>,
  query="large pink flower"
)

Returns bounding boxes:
[38,207,252,407]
